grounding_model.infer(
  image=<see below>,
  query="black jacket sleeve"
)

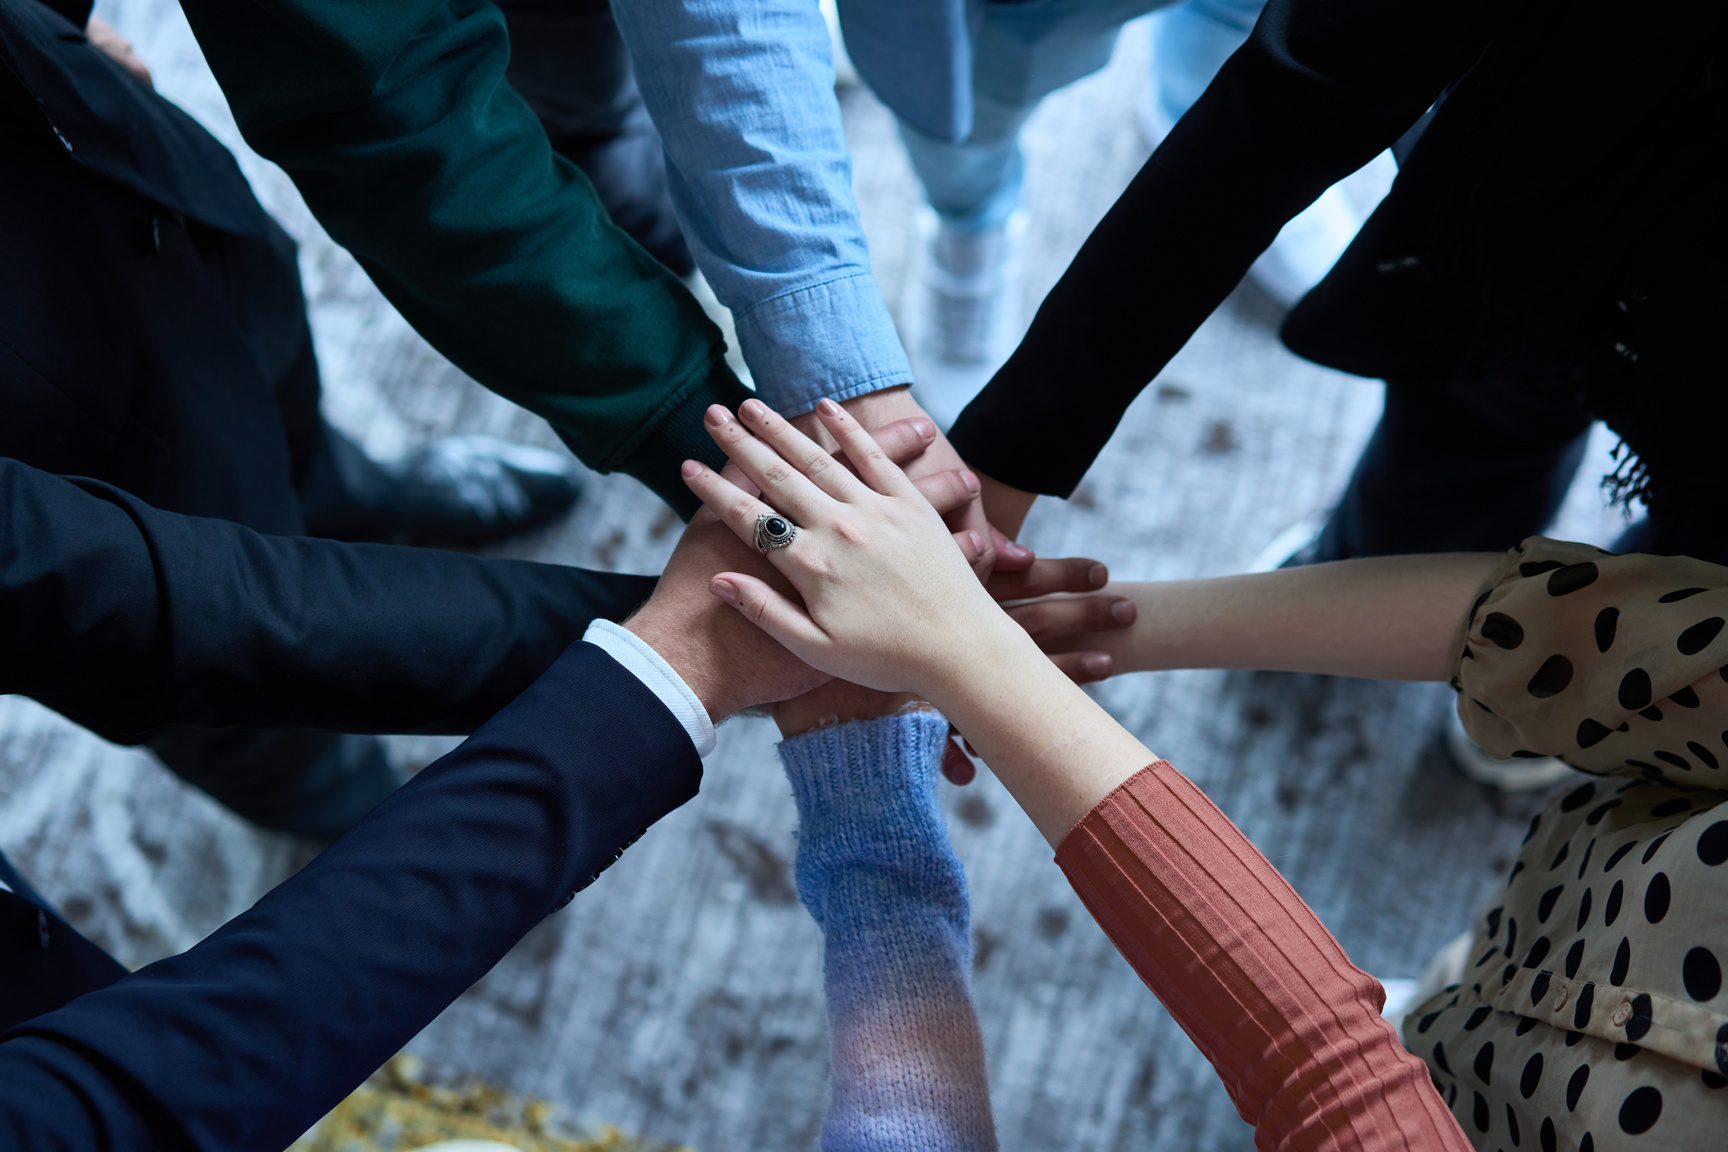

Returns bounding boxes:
[0,640,702,1151]
[946,0,1502,497]
[0,456,658,739]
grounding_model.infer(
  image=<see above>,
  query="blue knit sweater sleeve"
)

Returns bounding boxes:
[778,710,997,1152]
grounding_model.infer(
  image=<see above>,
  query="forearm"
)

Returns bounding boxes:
[1058,765,1469,1151]
[927,623,1156,845]
[612,0,910,414]
[2,462,657,738]
[178,0,745,513]
[781,713,996,1151]
[948,0,1497,495]
[1049,555,1500,682]
[0,644,702,1151]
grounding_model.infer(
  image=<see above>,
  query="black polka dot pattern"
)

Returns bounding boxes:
[1644,873,1671,923]
[1425,539,1728,1147]
[1547,563,1600,597]
[1699,822,1728,867]
[1619,668,1653,711]
[1529,655,1574,698]
[1619,1085,1662,1133]
[1612,938,1632,986]
[1595,607,1620,653]
[1678,618,1725,656]
[1482,612,1525,649]
[1684,948,1721,1002]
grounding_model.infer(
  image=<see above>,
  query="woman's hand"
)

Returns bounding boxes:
[680,398,1021,698]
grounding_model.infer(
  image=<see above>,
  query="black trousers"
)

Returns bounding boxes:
[1314,374,1595,561]
[1315,371,1728,568]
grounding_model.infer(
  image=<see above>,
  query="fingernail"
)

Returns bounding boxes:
[961,469,979,494]
[1088,563,1108,587]
[967,530,985,554]
[705,405,729,426]
[1111,598,1137,624]
[710,578,738,604]
[1005,540,1032,559]
[681,460,702,479]
[912,418,934,439]
[817,397,842,416]
[1084,653,1112,677]
[740,398,766,419]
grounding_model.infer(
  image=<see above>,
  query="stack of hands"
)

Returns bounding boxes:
[624,395,1137,786]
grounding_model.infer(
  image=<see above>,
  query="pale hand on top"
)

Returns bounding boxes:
[680,398,1028,700]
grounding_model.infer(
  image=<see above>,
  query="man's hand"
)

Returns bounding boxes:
[628,505,829,721]
[792,386,1032,580]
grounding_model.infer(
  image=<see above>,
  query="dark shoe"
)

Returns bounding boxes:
[302,424,582,546]
[382,435,583,546]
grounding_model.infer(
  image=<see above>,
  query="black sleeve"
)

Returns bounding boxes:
[0,641,702,1151]
[947,0,1502,497]
[0,456,658,739]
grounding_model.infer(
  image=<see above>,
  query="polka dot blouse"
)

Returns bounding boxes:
[1409,536,1728,1149]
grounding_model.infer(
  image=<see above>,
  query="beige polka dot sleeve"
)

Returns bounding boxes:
[1451,537,1728,781]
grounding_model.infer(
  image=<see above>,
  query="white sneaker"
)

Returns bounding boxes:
[903,208,1028,428]
[1444,705,1580,792]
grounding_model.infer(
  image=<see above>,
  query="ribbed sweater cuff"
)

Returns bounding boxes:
[779,710,951,834]
[612,357,754,520]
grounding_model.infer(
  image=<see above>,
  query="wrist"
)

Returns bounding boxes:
[624,608,739,724]
[771,681,922,737]
[911,612,1043,716]
[976,470,1035,538]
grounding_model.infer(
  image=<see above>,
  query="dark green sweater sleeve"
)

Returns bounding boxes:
[175,0,748,516]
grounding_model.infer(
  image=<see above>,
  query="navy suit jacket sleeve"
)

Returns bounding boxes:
[0,640,702,1151]
[0,456,658,739]
[946,0,1506,497]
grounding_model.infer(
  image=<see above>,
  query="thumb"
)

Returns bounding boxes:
[710,573,829,653]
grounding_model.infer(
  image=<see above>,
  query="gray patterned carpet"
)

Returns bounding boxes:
[3,4,1637,1148]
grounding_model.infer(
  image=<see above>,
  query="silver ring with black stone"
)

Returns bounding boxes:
[754,512,797,554]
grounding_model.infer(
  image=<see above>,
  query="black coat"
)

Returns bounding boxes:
[950,0,1725,522]
[0,457,687,1149]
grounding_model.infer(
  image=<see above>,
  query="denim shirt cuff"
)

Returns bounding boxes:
[734,273,913,416]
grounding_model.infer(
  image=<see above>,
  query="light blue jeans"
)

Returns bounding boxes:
[899,0,1267,232]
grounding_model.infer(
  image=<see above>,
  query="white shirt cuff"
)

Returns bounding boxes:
[582,619,717,758]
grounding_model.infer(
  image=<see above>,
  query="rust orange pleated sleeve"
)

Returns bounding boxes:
[1055,762,1470,1152]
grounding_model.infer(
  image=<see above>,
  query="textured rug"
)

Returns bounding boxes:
[293,1056,687,1152]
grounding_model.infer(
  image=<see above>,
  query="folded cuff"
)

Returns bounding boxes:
[735,273,912,417]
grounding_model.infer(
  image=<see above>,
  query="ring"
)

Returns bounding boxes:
[754,512,797,554]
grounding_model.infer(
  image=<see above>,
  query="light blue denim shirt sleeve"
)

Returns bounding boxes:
[612,0,913,416]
